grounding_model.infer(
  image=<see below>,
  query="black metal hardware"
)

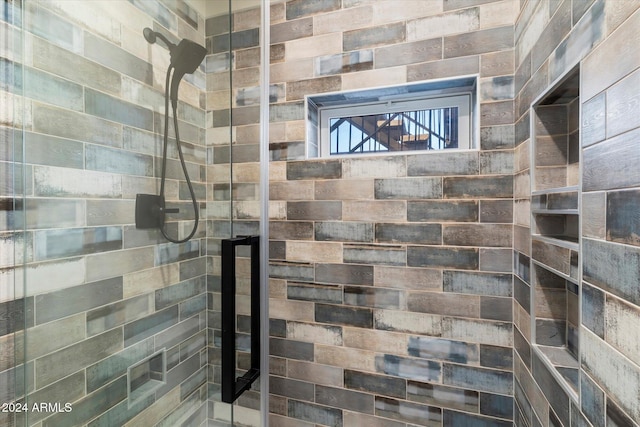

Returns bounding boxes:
[221,235,260,404]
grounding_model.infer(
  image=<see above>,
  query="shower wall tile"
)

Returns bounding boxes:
[33,103,122,148]
[36,328,123,388]
[87,294,153,337]
[123,306,179,347]
[35,276,123,324]
[25,132,84,169]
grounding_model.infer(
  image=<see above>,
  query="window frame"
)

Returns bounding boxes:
[306,76,478,159]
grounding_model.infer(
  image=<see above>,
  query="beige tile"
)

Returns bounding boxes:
[286,241,343,263]
[315,344,377,372]
[285,33,342,61]
[287,360,343,387]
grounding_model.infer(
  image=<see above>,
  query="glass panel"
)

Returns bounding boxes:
[11,1,211,425]
[329,107,459,154]
[1,1,28,426]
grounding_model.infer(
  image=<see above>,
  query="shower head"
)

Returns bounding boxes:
[143,28,207,108]
[142,27,206,73]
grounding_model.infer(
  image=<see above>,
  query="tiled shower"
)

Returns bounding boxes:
[2,1,640,427]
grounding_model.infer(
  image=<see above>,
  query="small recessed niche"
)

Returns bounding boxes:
[531,64,581,400]
[128,350,166,406]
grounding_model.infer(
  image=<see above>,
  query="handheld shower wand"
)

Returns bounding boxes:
[135,28,207,244]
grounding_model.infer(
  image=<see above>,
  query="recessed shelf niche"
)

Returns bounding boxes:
[530,65,580,399]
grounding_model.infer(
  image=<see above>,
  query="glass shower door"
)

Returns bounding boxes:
[206,0,266,425]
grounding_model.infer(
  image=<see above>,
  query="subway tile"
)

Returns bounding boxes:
[344,286,402,310]
[286,0,340,20]
[408,8,479,40]
[315,385,374,414]
[286,321,343,346]
[36,328,123,388]
[480,344,513,370]
[606,396,639,427]
[123,306,179,347]
[443,224,512,247]
[86,338,154,393]
[270,337,314,361]
[374,266,442,291]
[375,223,441,245]
[605,294,640,367]
[581,372,605,427]
[407,151,478,176]
[480,124,515,150]
[155,276,206,310]
[374,309,442,336]
[343,201,406,222]
[315,221,374,243]
[582,7,640,101]
[86,32,153,85]
[43,375,127,427]
[607,189,640,246]
[444,175,512,198]
[444,25,513,58]
[481,296,512,321]
[36,276,123,325]
[377,39,441,69]
[270,221,314,240]
[287,399,343,427]
[444,271,513,297]
[583,238,640,307]
[480,392,513,420]
[583,127,640,192]
[582,92,606,147]
[480,200,513,223]
[0,297,34,337]
[315,303,372,328]
[271,375,314,401]
[408,381,478,413]
[270,17,313,44]
[269,261,315,282]
[345,369,406,399]
[408,200,478,222]
[33,104,122,148]
[532,352,570,425]
[86,246,154,282]
[287,282,343,303]
[343,22,405,51]
[344,244,406,266]
[444,363,512,395]
[408,55,480,82]
[408,336,479,365]
[581,282,604,339]
[87,145,154,178]
[315,50,374,76]
[287,201,342,220]
[409,291,480,317]
[374,177,441,199]
[34,226,122,261]
[314,179,374,200]
[408,246,478,270]
[443,317,512,347]
[376,396,441,426]
[23,313,85,362]
[286,76,341,101]
[443,410,512,427]
[287,360,343,388]
[86,294,153,336]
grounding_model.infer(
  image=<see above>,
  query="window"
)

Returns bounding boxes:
[307,76,477,158]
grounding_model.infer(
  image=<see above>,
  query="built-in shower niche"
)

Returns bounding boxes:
[128,351,166,407]
[531,66,580,398]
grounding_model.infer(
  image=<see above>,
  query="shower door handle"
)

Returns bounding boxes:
[221,235,260,404]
